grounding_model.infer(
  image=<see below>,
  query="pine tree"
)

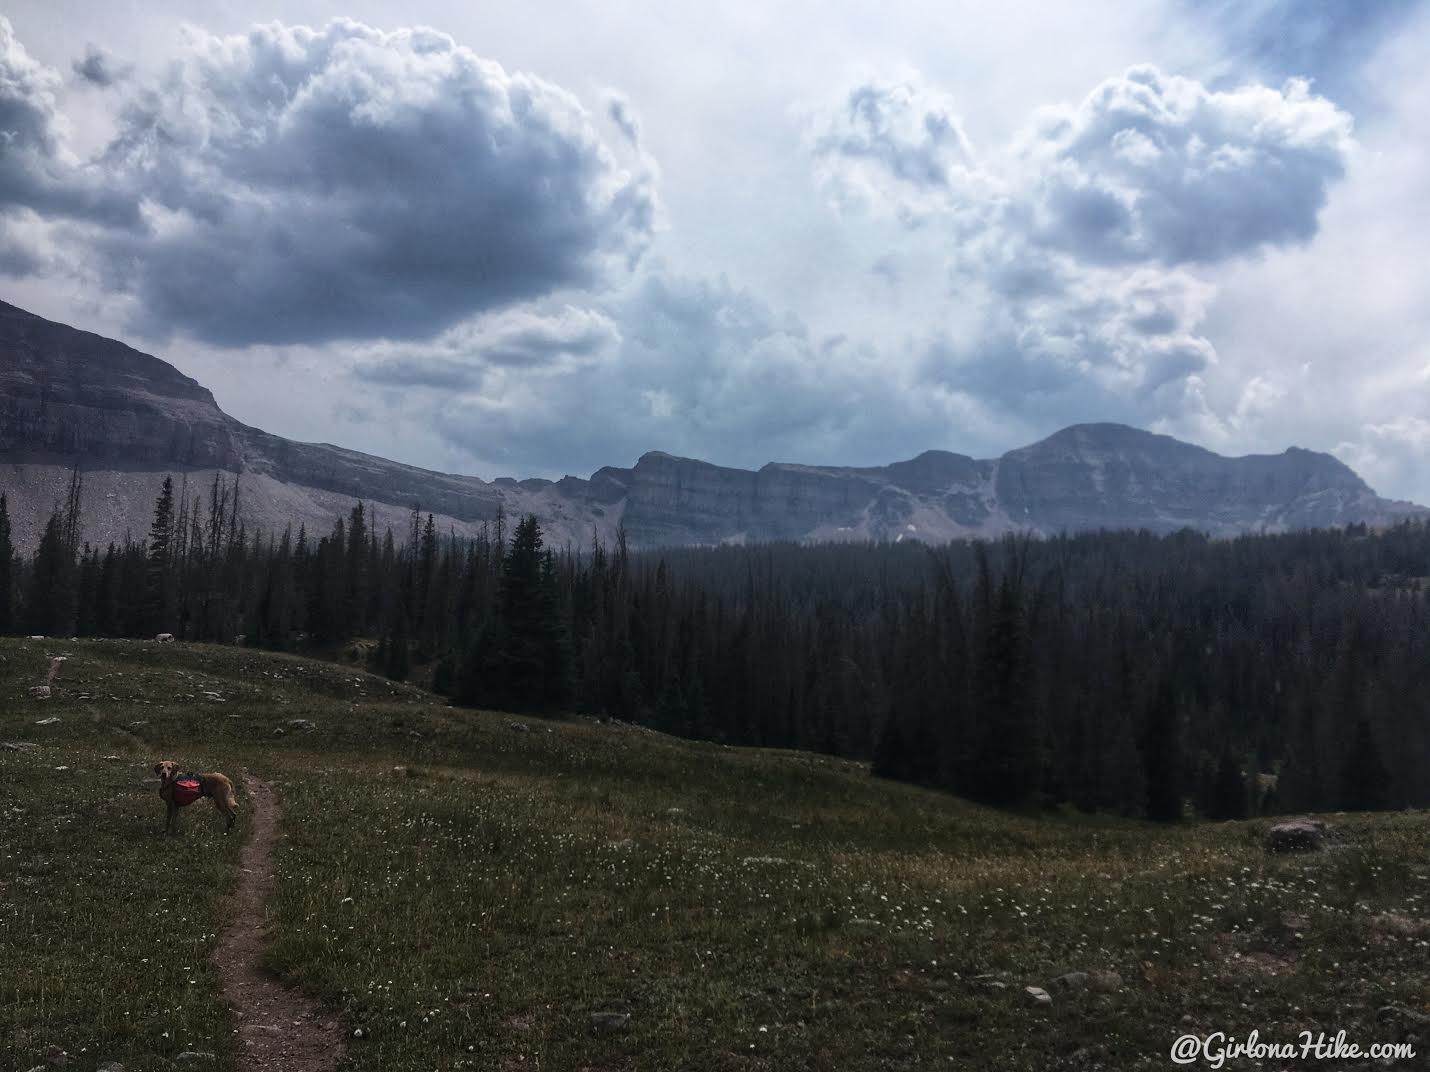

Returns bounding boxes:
[0,493,13,635]
[1340,719,1391,812]
[466,516,569,713]
[27,511,78,636]
[1207,746,1248,821]
[970,564,1041,805]
[346,503,369,636]
[1144,675,1183,822]
[141,477,178,635]
[383,605,411,682]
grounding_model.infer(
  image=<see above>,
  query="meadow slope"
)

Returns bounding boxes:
[2,638,1428,1070]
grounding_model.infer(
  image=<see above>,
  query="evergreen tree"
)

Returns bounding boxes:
[1340,719,1391,812]
[1207,746,1248,821]
[0,493,13,635]
[383,605,411,682]
[141,477,178,634]
[27,511,78,636]
[466,516,569,712]
[1144,675,1183,822]
[970,564,1040,805]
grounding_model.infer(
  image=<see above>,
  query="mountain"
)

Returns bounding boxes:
[0,298,1423,552]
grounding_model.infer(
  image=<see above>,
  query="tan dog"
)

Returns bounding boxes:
[154,760,238,835]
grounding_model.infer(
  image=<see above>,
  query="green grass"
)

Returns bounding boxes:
[3,638,1429,1070]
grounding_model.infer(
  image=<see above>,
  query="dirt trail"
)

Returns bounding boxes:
[216,774,345,1071]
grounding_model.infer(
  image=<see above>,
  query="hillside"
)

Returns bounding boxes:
[2,299,1423,552]
[3,638,1428,1070]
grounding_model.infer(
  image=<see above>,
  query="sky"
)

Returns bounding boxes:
[2,0,1428,502]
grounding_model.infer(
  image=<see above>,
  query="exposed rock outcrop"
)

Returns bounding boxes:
[1,299,1424,552]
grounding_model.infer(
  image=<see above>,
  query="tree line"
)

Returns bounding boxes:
[1,472,1422,818]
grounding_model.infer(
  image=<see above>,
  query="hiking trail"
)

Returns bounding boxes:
[216,774,345,1071]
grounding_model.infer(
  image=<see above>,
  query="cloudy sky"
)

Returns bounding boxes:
[2,1,1428,501]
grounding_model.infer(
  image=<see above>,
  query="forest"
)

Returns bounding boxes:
[1,470,1424,819]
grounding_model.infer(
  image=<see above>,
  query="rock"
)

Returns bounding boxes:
[1024,986,1053,1007]
[1049,971,1090,992]
[1088,971,1123,992]
[3,295,1421,551]
[285,719,317,732]
[34,715,60,724]
[590,1011,631,1033]
[1264,818,1326,853]
[982,979,1009,991]
[352,1028,365,1039]
[155,633,175,643]
[97,1063,124,1072]
[29,686,52,700]
[273,727,285,737]
[2,741,38,751]
[175,1053,215,1063]
[509,722,530,733]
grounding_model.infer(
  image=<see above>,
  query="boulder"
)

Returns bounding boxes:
[1089,971,1123,992]
[1024,986,1052,1007]
[155,633,175,643]
[1049,971,1090,992]
[509,721,531,733]
[1264,819,1326,853]
[590,1011,631,1033]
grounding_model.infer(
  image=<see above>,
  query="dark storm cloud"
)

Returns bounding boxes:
[72,44,129,87]
[0,19,655,345]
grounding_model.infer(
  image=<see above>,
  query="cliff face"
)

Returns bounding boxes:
[0,301,242,468]
[0,299,1423,552]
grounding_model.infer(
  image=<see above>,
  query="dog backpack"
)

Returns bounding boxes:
[172,776,203,807]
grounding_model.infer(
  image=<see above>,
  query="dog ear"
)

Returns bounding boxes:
[154,762,164,776]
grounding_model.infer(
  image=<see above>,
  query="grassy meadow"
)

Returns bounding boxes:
[2,636,1428,1070]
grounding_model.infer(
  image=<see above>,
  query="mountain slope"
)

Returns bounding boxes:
[0,299,1423,551]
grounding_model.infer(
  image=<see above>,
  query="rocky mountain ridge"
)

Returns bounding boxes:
[1,298,1423,552]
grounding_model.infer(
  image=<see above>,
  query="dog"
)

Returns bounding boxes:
[154,760,238,835]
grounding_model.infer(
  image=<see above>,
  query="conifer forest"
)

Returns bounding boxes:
[2,471,1424,819]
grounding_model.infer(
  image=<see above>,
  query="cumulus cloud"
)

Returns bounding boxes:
[0,17,136,226]
[809,78,994,227]
[1018,66,1353,265]
[809,65,1354,441]
[353,305,620,389]
[0,18,656,346]
[365,269,973,474]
